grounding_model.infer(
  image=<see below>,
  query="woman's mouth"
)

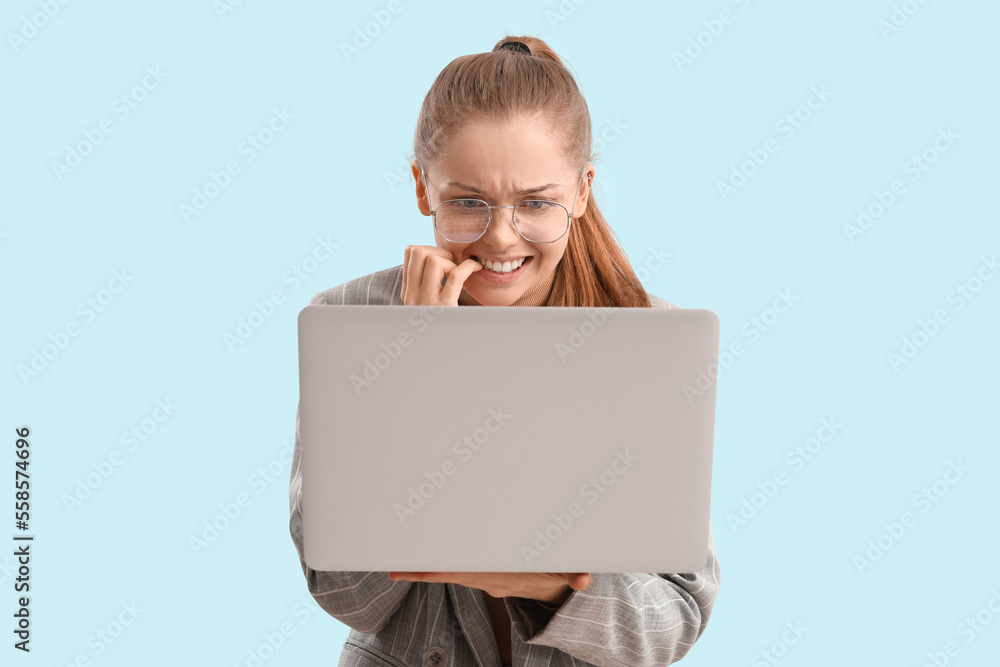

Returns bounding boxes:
[470,255,533,283]
[472,255,528,273]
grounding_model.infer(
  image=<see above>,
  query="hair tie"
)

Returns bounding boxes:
[499,41,530,55]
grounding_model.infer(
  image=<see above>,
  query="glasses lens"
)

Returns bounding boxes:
[436,200,490,243]
[514,201,569,242]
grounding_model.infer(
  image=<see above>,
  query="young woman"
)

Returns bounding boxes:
[288,35,720,667]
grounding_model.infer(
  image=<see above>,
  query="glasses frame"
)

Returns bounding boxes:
[422,167,588,245]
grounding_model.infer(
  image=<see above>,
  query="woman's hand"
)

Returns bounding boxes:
[386,571,591,606]
[401,245,482,306]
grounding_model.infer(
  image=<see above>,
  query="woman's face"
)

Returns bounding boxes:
[412,118,593,306]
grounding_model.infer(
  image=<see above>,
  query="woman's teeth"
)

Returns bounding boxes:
[476,256,526,273]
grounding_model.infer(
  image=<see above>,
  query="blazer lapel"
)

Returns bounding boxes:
[448,583,503,667]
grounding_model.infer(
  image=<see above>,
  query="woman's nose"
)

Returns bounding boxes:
[482,206,522,245]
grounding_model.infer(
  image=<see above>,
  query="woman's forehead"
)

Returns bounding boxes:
[426,157,576,195]
[438,120,570,168]
[423,121,581,195]
[438,174,567,196]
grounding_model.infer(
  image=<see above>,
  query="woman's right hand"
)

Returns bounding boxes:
[400,245,483,306]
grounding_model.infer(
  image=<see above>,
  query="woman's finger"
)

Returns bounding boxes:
[400,246,410,302]
[403,245,459,305]
[440,258,483,304]
[404,246,432,305]
[401,246,486,306]
[416,254,455,304]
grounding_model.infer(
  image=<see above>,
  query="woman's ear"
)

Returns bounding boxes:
[574,164,595,219]
[411,160,431,216]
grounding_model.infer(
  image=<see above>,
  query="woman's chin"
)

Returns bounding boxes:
[468,285,524,307]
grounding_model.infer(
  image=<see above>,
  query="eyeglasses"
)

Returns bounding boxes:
[424,169,587,244]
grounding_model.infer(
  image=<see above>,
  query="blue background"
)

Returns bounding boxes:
[3,0,999,665]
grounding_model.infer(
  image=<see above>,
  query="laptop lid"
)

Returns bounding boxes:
[297,304,719,573]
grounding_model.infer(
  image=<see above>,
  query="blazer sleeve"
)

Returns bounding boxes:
[287,290,414,634]
[504,523,720,666]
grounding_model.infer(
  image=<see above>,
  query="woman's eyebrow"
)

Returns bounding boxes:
[444,181,562,196]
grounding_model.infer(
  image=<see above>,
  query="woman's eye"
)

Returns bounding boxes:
[456,199,481,208]
[523,200,547,210]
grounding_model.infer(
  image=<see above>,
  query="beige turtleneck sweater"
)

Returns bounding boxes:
[458,267,556,307]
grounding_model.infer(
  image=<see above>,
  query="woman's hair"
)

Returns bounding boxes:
[412,34,652,308]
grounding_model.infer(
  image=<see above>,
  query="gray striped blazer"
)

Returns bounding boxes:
[288,263,721,667]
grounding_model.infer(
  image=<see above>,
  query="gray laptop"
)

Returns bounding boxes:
[297,304,719,573]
